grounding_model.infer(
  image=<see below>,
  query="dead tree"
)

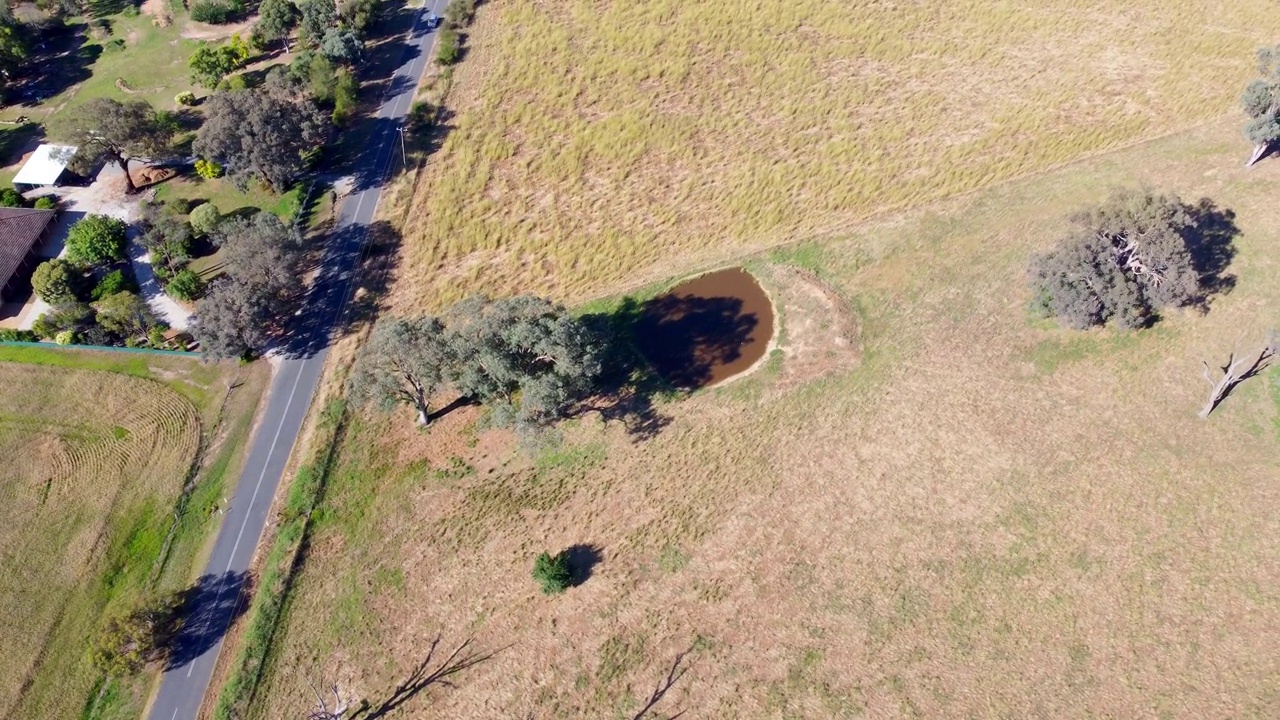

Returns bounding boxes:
[1199,332,1276,418]
[307,680,350,720]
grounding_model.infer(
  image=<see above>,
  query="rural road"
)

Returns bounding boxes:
[147,4,442,719]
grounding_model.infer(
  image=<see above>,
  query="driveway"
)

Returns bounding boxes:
[15,162,193,330]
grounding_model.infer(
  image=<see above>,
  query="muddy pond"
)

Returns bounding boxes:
[633,267,775,390]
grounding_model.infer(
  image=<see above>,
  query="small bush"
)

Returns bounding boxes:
[32,259,78,304]
[168,198,193,215]
[167,269,204,301]
[33,196,57,210]
[0,187,23,207]
[55,330,76,345]
[189,0,233,23]
[436,26,460,65]
[443,0,477,28]
[189,203,221,235]
[532,551,572,595]
[195,158,224,180]
[122,4,140,16]
[175,91,198,106]
[104,38,126,53]
[332,69,359,126]
[148,326,168,347]
[220,73,251,91]
[92,269,138,301]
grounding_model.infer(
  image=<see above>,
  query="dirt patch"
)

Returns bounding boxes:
[140,0,171,25]
[764,264,862,390]
[180,18,253,41]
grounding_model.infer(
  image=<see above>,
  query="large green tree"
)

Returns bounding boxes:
[445,295,604,426]
[61,99,174,194]
[90,592,185,677]
[188,43,240,89]
[65,214,128,267]
[94,291,156,337]
[253,0,299,52]
[1243,46,1280,165]
[298,0,336,47]
[1029,188,1217,330]
[349,316,451,425]
[193,88,328,191]
[191,277,269,359]
[213,211,303,298]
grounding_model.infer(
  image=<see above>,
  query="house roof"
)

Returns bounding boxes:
[0,207,56,290]
[13,144,77,186]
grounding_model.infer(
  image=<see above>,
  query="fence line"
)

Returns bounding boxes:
[0,340,200,356]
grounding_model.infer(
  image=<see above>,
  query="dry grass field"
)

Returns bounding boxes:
[255,112,1280,718]
[392,0,1280,312]
[0,351,268,720]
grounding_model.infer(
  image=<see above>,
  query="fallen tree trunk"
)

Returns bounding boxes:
[1246,142,1270,167]
[1199,332,1276,418]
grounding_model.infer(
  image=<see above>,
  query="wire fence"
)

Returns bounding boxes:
[0,339,200,356]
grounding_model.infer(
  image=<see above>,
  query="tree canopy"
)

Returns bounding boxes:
[254,0,299,52]
[193,88,328,191]
[94,291,156,337]
[298,0,337,47]
[348,316,451,425]
[1242,46,1280,163]
[191,277,270,359]
[140,202,194,276]
[189,43,241,89]
[213,211,304,297]
[65,214,128,267]
[61,98,174,194]
[31,259,77,304]
[1029,188,1213,330]
[351,296,605,429]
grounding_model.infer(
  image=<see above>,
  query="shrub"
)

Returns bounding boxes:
[175,91,198,106]
[220,73,251,91]
[66,214,128,267]
[443,0,477,28]
[436,26,460,65]
[0,187,23,207]
[408,100,437,133]
[189,203,221,235]
[148,326,168,347]
[33,196,57,210]
[189,0,233,23]
[332,68,358,126]
[92,269,138,301]
[532,551,572,595]
[195,158,224,180]
[32,259,78,304]
[104,38,126,52]
[0,329,38,342]
[32,303,93,341]
[167,268,204,301]
[168,198,193,215]
[55,330,76,345]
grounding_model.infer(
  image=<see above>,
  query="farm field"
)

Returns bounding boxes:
[255,108,1280,718]
[391,0,1280,313]
[0,349,269,720]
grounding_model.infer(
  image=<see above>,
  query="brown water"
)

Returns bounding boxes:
[633,267,775,389]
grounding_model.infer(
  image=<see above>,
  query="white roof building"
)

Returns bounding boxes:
[13,144,78,187]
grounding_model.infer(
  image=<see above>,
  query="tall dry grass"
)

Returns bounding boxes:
[393,0,1278,312]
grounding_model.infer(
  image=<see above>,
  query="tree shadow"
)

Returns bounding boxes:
[575,298,677,442]
[10,23,100,106]
[631,645,697,720]
[164,570,250,670]
[0,123,45,169]
[1182,197,1239,301]
[1200,340,1276,417]
[564,543,602,587]
[632,294,758,389]
[346,636,506,719]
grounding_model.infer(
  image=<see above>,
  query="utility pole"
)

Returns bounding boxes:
[398,124,407,166]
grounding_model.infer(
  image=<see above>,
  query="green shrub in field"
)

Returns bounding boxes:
[66,214,128,267]
[436,26,460,65]
[0,187,23,207]
[55,330,75,345]
[195,158,224,180]
[168,198,193,215]
[532,551,572,595]
[92,269,138,301]
[33,196,57,210]
[189,203,222,235]
[167,269,204,301]
[32,259,78,304]
[189,0,236,24]
[332,68,358,126]
[176,91,198,106]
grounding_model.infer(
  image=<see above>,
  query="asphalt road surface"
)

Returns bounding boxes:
[147,5,442,719]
